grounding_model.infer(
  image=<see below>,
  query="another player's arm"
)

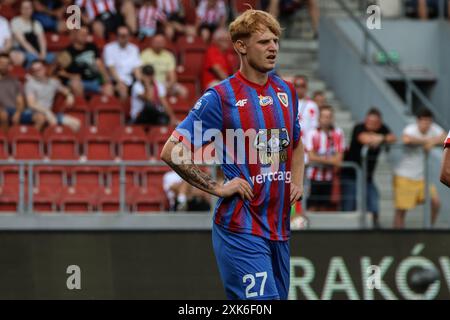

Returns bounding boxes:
[160,136,254,200]
[290,139,305,206]
[440,146,450,187]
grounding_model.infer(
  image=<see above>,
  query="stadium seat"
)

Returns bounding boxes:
[178,48,206,79]
[45,32,71,52]
[54,95,91,129]
[0,166,28,212]
[89,95,124,132]
[175,35,208,52]
[178,77,198,105]
[180,0,197,24]
[147,125,176,159]
[130,186,166,212]
[168,96,191,120]
[44,126,80,160]
[116,125,149,160]
[0,2,18,20]
[0,131,8,159]
[7,126,44,160]
[10,65,26,82]
[59,187,96,212]
[232,0,260,13]
[81,126,116,160]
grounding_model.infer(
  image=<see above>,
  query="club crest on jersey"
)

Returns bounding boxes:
[253,128,290,166]
[277,92,289,107]
[259,95,273,107]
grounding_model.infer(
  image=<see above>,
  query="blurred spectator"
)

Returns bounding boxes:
[0,53,45,131]
[25,60,80,132]
[138,0,166,38]
[76,0,119,37]
[202,28,235,90]
[393,108,446,228]
[163,170,185,211]
[0,14,13,54]
[130,64,177,125]
[263,0,319,38]
[312,90,326,109]
[11,0,55,68]
[157,0,186,40]
[416,0,449,20]
[196,0,227,43]
[305,105,345,211]
[440,130,450,187]
[140,34,187,98]
[103,25,140,101]
[58,26,111,97]
[294,75,319,149]
[32,0,67,33]
[341,108,396,228]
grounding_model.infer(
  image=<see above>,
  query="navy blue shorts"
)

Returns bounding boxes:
[212,223,290,300]
[6,107,35,125]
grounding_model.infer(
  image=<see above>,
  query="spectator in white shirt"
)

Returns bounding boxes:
[0,14,24,66]
[130,64,177,125]
[103,26,141,101]
[293,75,319,162]
[394,108,447,228]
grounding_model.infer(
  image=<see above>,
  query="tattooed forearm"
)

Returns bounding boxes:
[163,137,220,196]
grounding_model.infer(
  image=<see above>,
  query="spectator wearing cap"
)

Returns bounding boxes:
[25,60,80,132]
[140,34,187,98]
[196,0,227,43]
[130,64,177,125]
[0,53,46,131]
[11,0,55,68]
[103,25,141,101]
[202,28,237,90]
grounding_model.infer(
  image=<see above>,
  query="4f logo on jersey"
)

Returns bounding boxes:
[253,128,290,166]
[259,95,273,107]
[235,99,248,107]
[277,92,289,107]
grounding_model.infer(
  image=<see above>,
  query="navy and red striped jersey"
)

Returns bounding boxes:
[174,71,301,241]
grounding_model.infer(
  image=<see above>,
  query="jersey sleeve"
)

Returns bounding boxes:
[173,89,223,151]
[292,86,301,148]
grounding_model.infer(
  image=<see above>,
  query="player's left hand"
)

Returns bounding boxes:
[290,183,303,206]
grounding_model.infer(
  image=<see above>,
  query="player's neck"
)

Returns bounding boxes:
[239,66,269,87]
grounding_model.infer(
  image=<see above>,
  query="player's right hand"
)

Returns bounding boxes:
[216,177,254,201]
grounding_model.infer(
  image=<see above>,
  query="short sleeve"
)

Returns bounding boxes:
[403,124,417,136]
[173,89,223,150]
[103,44,114,67]
[24,80,35,97]
[431,124,445,137]
[34,20,44,35]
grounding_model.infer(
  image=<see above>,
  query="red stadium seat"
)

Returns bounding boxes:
[0,131,9,159]
[142,166,171,189]
[130,186,166,212]
[10,65,26,82]
[115,126,149,160]
[178,77,199,105]
[168,96,191,120]
[71,166,104,189]
[90,95,124,132]
[59,187,96,212]
[55,96,91,129]
[81,126,116,160]
[147,125,175,159]
[233,0,260,13]
[181,0,197,24]
[8,126,44,160]
[176,35,208,52]
[0,3,18,20]
[0,165,27,212]
[45,32,71,52]
[178,48,206,79]
[44,126,80,160]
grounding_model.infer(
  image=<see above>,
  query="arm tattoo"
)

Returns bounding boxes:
[164,137,219,196]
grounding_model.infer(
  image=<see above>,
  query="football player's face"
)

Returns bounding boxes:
[242,28,279,73]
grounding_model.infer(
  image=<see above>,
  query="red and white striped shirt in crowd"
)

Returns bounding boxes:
[305,127,345,181]
[445,130,450,148]
[138,4,166,30]
[76,0,116,20]
[157,0,180,15]
[196,0,226,25]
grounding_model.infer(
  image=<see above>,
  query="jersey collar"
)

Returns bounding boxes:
[235,71,270,91]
